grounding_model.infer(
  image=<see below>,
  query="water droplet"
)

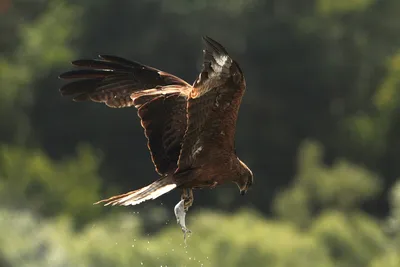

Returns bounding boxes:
[131,244,135,248]
[140,262,143,265]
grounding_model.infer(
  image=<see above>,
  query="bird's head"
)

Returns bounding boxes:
[235,158,253,196]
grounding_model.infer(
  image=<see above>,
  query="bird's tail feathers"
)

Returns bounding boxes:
[94,176,177,206]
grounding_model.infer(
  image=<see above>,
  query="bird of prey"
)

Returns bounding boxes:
[59,36,253,237]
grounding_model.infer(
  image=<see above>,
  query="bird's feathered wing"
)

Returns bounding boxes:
[177,36,246,172]
[59,55,191,175]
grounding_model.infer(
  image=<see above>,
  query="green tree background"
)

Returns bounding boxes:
[1,0,400,266]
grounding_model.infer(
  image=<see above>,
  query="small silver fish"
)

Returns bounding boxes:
[174,199,191,244]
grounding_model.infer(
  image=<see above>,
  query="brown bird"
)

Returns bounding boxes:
[59,36,253,234]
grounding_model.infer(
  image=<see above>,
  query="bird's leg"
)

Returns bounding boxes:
[174,188,193,243]
[184,188,194,212]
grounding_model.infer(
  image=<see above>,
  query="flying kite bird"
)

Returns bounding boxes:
[59,36,253,238]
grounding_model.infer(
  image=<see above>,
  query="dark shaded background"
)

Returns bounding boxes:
[1,0,400,266]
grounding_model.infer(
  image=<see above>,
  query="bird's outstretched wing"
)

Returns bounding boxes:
[176,36,246,172]
[59,55,191,175]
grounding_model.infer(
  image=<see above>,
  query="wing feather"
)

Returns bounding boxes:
[59,55,190,108]
[137,93,187,174]
[59,55,191,174]
[176,36,245,172]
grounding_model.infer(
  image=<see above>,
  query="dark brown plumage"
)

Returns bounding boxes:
[59,36,253,212]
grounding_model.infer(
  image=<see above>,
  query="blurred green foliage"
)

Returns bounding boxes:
[1,0,400,266]
[0,0,80,144]
[0,144,102,225]
[0,141,398,266]
[0,206,398,266]
[274,141,381,226]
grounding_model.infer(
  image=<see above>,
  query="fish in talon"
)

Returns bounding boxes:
[174,199,191,241]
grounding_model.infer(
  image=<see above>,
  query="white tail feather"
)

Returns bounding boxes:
[94,177,177,206]
[111,184,177,206]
